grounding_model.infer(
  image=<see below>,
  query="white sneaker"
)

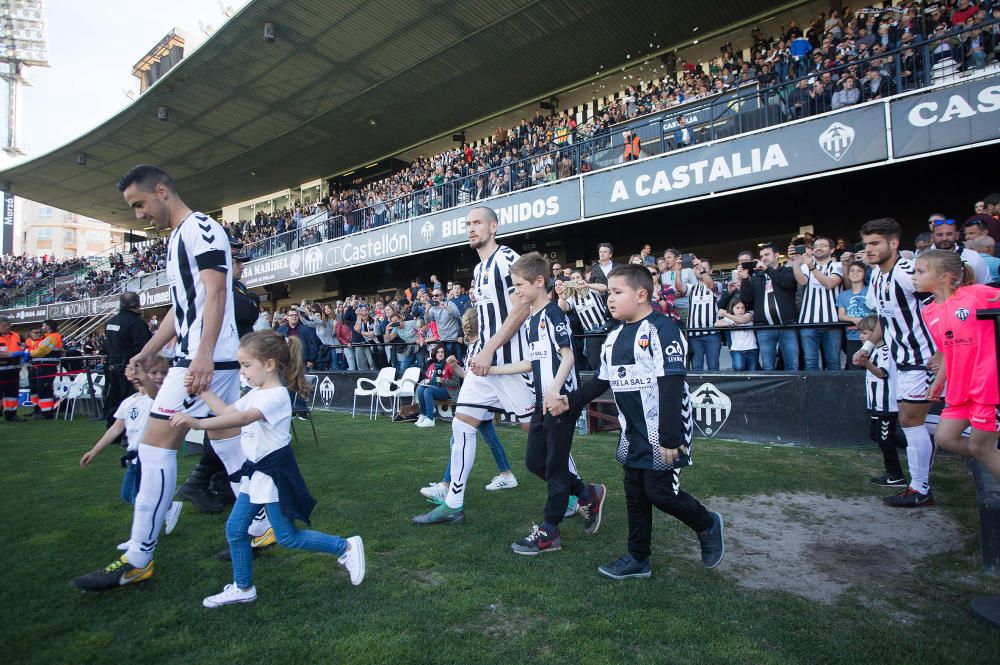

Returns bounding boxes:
[416,418,435,428]
[414,415,427,425]
[116,539,132,551]
[338,535,365,586]
[164,501,183,535]
[203,583,257,608]
[485,474,518,491]
[419,482,447,503]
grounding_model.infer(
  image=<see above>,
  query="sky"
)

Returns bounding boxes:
[0,0,251,170]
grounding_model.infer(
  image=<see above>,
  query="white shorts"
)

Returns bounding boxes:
[455,371,536,420]
[150,365,241,419]
[894,367,935,403]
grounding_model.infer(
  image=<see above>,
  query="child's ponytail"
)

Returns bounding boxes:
[284,336,312,398]
[240,330,312,398]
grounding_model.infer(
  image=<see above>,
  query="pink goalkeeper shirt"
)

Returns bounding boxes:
[922,284,999,405]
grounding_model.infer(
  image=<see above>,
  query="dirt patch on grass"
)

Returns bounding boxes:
[675,492,966,609]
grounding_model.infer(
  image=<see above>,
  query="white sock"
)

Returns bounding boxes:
[126,444,177,568]
[902,425,933,494]
[445,418,479,509]
[212,435,272,536]
[248,507,270,537]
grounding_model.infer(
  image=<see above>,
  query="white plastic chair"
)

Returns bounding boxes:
[393,366,422,414]
[52,376,72,417]
[375,370,405,420]
[60,373,90,420]
[352,367,395,420]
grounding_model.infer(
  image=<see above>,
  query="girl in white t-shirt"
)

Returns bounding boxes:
[715,298,759,371]
[81,356,182,547]
[171,330,364,608]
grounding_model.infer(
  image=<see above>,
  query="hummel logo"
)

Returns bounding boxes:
[201,234,215,244]
[198,223,212,232]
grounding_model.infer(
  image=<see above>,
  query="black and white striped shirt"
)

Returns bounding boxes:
[867,257,936,369]
[166,212,239,362]
[866,343,897,414]
[686,281,719,337]
[525,302,578,403]
[599,311,692,471]
[798,260,843,324]
[566,288,609,331]
[471,245,526,367]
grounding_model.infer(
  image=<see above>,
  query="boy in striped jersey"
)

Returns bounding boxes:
[855,316,906,488]
[556,265,724,579]
[855,218,937,507]
[413,206,537,525]
[791,236,844,371]
[489,252,606,555]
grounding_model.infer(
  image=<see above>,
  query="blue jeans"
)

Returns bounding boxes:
[730,349,759,371]
[799,327,843,371]
[442,420,511,482]
[226,492,346,589]
[689,333,722,371]
[416,384,450,418]
[756,329,800,370]
[120,462,138,505]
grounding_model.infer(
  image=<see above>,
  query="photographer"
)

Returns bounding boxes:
[739,242,799,371]
[557,270,610,372]
[384,311,424,374]
[790,236,844,371]
[351,302,376,371]
[424,286,462,358]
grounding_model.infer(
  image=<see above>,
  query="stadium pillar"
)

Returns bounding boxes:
[971,307,1000,629]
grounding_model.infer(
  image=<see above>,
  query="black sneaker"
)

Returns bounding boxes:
[510,524,561,555]
[697,512,725,569]
[598,554,651,580]
[578,483,606,535]
[72,555,153,591]
[883,487,934,507]
[869,474,907,487]
[179,487,229,514]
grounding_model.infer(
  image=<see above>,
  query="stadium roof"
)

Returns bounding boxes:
[0,0,798,229]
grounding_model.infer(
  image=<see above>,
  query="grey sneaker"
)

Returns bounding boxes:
[698,512,725,569]
[578,484,606,535]
[598,554,651,580]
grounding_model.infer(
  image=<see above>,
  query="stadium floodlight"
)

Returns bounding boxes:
[0,0,49,157]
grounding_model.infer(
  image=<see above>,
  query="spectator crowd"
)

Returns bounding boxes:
[253,190,1000,376]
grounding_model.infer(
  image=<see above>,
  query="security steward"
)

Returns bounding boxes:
[176,237,262,515]
[0,315,26,422]
[29,319,63,419]
[102,291,153,428]
[24,326,42,412]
